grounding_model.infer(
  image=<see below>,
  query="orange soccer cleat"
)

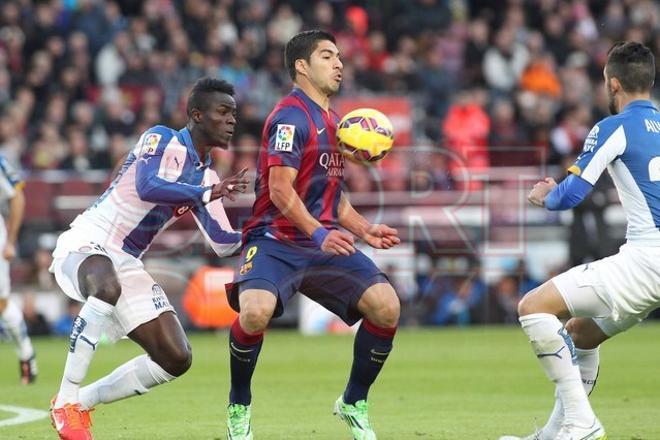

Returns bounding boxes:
[49,396,94,440]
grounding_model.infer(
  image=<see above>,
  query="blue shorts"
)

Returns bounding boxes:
[226,237,389,325]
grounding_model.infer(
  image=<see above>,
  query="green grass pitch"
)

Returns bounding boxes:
[1,324,659,439]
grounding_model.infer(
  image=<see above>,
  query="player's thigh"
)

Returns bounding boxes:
[227,238,306,318]
[300,249,389,326]
[357,282,400,328]
[105,266,176,343]
[551,262,616,320]
[51,232,121,303]
[518,279,573,319]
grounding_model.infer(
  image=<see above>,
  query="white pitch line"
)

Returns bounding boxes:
[0,405,49,427]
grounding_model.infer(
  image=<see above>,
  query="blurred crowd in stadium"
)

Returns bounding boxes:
[1,0,660,331]
[2,0,659,173]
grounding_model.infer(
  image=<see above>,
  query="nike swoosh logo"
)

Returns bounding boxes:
[370,349,390,356]
[230,342,254,353]
[317,127,325,135]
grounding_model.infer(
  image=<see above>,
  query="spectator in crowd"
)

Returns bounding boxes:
[21,292,51,336]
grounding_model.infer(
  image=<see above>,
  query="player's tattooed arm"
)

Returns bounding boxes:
[269,166,355,255]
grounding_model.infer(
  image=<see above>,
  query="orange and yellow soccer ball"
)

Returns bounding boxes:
[336,108,394,163]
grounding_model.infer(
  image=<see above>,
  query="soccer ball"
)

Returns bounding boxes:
[336,108,394,163]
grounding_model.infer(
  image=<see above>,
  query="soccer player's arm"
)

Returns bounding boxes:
[191,171,242,257]
[338,192,400,249]
[0,157,25,260]
[544,122,626,210]
[267,107,355,255]
[135,126,210,206]
[337,192,370,238]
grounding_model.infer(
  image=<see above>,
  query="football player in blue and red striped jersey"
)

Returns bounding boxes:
[225,30,401,440]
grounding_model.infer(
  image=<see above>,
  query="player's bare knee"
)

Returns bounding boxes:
[370,297,400,328]
[158,341,192,377]
[240,305,272,333]
[517,289,546,316]
[78,256,122,305]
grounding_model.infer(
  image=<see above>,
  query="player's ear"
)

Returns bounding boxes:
[610,77,622,94]
[295,58,309,78]
[191,108,202,124]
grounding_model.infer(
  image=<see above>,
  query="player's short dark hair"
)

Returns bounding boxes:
[606,41,655,93]
[284,30,336,81]
[186,77,235,117]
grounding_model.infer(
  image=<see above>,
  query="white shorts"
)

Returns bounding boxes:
[552,243,660,337]
[49,226,175,342]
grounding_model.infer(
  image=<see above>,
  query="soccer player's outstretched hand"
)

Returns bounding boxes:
[321,230,356,256]
[528,177,557,207]
[211,167,250,202]
[2,243,15,260]
[364,224,400,249]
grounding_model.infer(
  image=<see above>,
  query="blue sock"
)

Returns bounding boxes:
[229,319,263,405]
[343,320,396,404]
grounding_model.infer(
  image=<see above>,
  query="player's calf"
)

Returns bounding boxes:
[78,354,176,409]
[565,318,608,350]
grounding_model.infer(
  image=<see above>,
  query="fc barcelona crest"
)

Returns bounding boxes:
[239,261,253,275]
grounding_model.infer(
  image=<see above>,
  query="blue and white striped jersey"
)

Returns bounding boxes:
[72,125,241,258]
[569,100,660,244]
[0,154,23,239]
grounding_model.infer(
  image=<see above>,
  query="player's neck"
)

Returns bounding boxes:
[617,92,650,112]
[295,83,330,112]
[187,125,210,163]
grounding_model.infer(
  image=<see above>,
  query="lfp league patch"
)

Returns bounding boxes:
[275,124,295,152]
[143,133,162,154]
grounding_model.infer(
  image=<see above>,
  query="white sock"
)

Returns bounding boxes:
[1,300,34,361]
[576,347,599,395]
[55,297,114,408]
[540,390,562,439]
[520,313,595,428]
[541,346,601,436]
[79,354,175,409]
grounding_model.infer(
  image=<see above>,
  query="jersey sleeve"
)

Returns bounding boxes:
[544,173,593,211]
[568,121,627,185]
[135,126,209,206]
[191,170,241,257]
[266,106,311,170]
[0,156,23,199]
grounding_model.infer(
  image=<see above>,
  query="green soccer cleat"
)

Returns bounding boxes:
[226,403,253,440]
[333,395,376,440]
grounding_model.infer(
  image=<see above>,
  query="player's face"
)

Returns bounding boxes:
[200,92,237,148]
[307,40,343,96]
[604,68,619,115]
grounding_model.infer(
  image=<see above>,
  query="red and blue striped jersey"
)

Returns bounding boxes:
[243,88,344,246]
